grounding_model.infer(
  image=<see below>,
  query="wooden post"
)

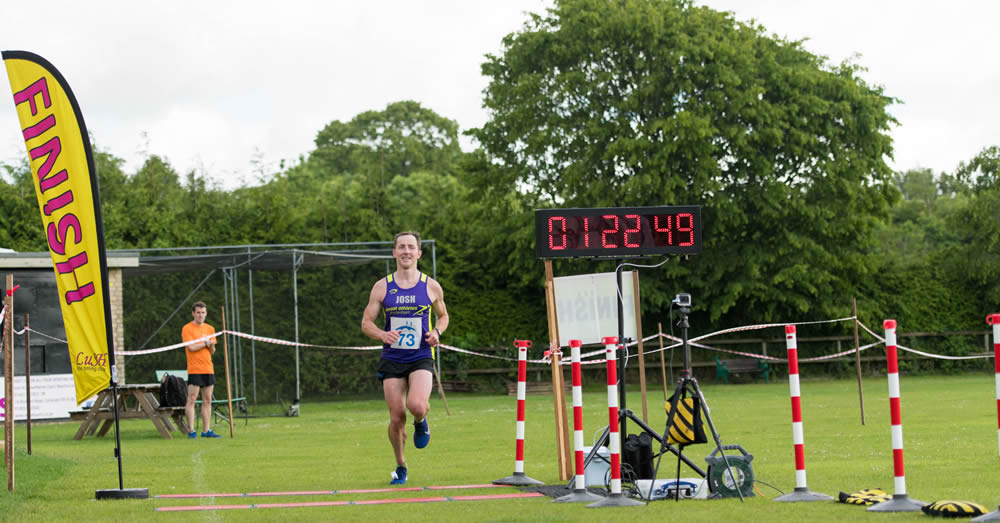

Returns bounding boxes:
[24,314,31,455]
[4,274,14,490]
[431,365,451,416]
[220,307,235,438]
[853,297,865,425]
[631,272,648,423]
[658,322,669,402]
[543,261,572,481]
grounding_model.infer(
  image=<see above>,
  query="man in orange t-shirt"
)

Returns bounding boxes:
[182,301,221,438]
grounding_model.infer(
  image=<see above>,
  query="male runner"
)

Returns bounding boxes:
[361,231,449,485]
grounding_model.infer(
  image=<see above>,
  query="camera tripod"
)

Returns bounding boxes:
[649,303,744,503]
[570,341,707,487]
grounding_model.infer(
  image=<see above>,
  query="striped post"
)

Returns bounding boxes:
[493,340,543,486]
[554,339,604,503]
[587,337,642,508]
[979,314,1000,522]
[868,320,925,512]
[989,314,1000,462]
[775,325,831,502]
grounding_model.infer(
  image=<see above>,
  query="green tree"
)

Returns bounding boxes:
[945,146,1000,308]
[311,101,461,230]
[955,145,1000,193]
[313,100,460,177]
[0,159,44,251]
[471,0,899,325]
[875,168,967,268]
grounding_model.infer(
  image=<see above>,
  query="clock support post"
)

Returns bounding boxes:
[544,260,574,481]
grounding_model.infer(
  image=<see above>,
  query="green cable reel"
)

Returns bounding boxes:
[705,444,755,499]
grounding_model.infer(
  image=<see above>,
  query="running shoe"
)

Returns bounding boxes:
[413,417,430,449]
[188,431,197,439]
[390,466,407,485]
[201,430,222,438]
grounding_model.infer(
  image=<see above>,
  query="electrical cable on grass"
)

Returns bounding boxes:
[615,463,640,499]
[753,478,785,496]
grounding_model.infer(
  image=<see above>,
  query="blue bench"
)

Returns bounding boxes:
[714,357,771,384]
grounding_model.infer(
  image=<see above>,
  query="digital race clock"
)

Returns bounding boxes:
[534,206,702,259]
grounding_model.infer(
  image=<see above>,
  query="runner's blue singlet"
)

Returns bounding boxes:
[381,272,434,363]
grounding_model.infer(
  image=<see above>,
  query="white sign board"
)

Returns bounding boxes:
[1,374,80,421]
[553,271,637,346]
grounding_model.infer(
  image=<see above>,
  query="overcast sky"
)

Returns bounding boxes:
[2,1,997,190]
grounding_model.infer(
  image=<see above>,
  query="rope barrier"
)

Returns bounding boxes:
[12,316,992,363]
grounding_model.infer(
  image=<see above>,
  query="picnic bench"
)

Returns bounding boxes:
[714,356,771,384]
[71,383,190,439]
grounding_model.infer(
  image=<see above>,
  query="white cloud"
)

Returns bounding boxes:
[1,0,546,188]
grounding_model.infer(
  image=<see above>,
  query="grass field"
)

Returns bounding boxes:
[2,373,999,521]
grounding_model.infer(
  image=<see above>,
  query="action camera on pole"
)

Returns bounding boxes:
[674,293,691,307]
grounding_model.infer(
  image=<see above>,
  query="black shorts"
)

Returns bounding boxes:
[377,358,435,381]
[187,373,216,387]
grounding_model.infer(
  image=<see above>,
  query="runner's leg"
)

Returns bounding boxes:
[406,369,433,422]
[384,377,408,466]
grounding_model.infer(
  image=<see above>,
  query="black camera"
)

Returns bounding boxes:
[674,293,691,307]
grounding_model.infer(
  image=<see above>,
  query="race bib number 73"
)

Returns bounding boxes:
[390,317,422,349]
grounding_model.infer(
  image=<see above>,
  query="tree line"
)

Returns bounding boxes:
[2,0,997,398]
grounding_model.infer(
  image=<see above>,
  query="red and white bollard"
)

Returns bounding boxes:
[493,339,543,486]
[979,314,1000,521]
[588,337,642,508]
[868,320,925,512]
[990,314,1000,461]
[775,325,832,502]
[554,339,605,503]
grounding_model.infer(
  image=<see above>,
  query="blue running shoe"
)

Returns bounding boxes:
[390,466,407,485]
[201,430,222,438]
[188,431,197,439]
[413,417,430,449]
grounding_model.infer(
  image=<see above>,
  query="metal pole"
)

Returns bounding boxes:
[616,263,627,437]
[293,251,301,400]
[24,314,31,455]
[430,241,442,381]
[222,269,231,372]
[227,268,237,398]
[248,247,257,404]
[232,268,241,399]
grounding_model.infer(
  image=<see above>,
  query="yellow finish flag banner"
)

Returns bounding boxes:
[3,51,113,404]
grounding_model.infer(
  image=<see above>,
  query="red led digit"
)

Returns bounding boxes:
[582,217,590,248]
[548,216,567,250]
[624,214,640,248]
[654,215,672,245]
[601,215,619,248]
[677,213,694,246]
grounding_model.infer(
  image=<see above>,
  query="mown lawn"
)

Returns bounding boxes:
[1,373,998,521]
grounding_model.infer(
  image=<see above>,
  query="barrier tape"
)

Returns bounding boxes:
[226,330,381,352]
[120,333,224,355]
[12,316,992,363]
[21,327,66,344]
[855,321,990,361]
[435,344,544,363]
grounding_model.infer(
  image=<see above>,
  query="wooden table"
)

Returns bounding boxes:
[72,383,190,440]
